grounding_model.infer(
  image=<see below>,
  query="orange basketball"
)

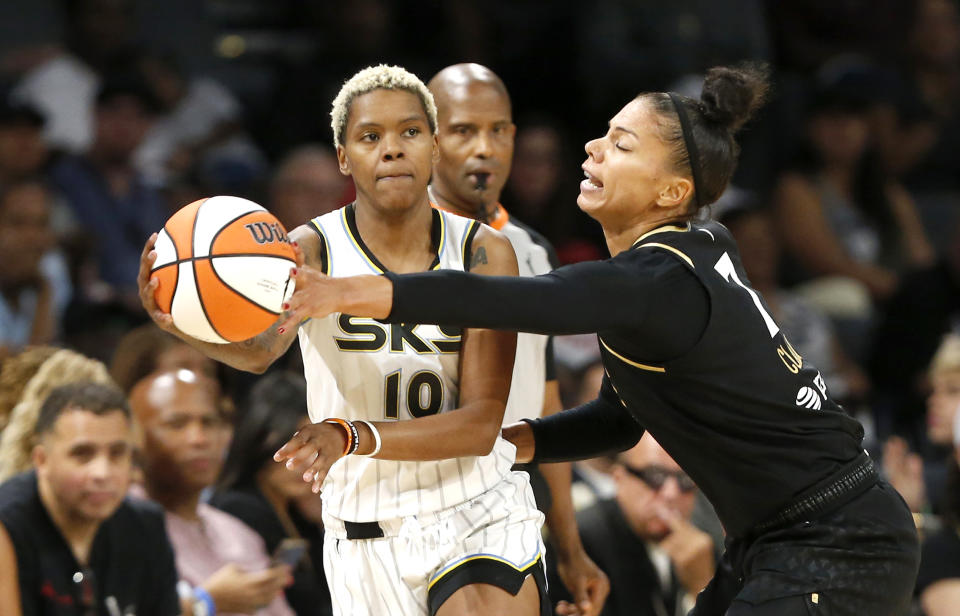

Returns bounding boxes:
[150,196,296,344]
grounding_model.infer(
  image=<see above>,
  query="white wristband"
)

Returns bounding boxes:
[354,420,382,457]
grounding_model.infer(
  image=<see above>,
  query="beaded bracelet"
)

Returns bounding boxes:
[322,418,359,456]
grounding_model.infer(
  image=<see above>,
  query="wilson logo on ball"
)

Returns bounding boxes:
[245,222,290,245]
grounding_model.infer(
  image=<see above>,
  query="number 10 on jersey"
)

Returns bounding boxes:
[384,370,444,419]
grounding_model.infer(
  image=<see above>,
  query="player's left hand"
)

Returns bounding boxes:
[554,548,610,616]
[273,423,349,493]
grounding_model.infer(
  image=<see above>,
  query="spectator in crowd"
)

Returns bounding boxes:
[110,322,216,393]
[718,195,870,404]
[268,145,349,231]
[915,414,960,616]
[500,118,602,262]
[577,0,769,116]
[130,369,294,616]
[0,179,72,359]
[135,52,266,192]
[898,0,960,192]
[870,218,960,441]
[49,77,166,302]
[0,348,113,481]
[767,0,915,74]
[0,382,180,616]
[884,334,960,514]
[773,83,934,305]
[0,346,58,434]
[12,0,140,153]
[212,372,332,616]
[550,434,715,616]
[0,98,49,186]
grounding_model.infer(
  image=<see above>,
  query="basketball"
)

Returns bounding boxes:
[150,196,296,344]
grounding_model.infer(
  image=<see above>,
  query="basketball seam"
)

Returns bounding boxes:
[148,253,296,271]
[208,258,284,316]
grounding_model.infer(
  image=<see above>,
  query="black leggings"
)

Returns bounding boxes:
[726,595,812,616]
[691,481,920,616]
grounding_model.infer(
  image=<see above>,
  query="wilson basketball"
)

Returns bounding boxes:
[150,196,296,344]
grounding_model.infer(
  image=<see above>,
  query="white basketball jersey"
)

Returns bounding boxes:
[298,204,517,522]
[497,217,554,426]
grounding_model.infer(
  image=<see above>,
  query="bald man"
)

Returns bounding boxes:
[427,63,610,616]
[131,370,294,616]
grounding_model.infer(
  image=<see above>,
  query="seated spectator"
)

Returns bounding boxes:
[110,322,215,393]
[773,84,934,304]
[269,145,350,231]
[915,416,960,616]
[550,434,715,616]
[212,372,331,616]
[0,346,58,433]
[0,179,72,358]
[884,334,960,514]
[0,348,113,481]
[12,0,140,154]
[49,76,166,302]
[0,382,180,616]
[130,369,294,616]
[501,119,602,262]
[870,218,960,441]
[0,98,48,187]
[719,198,869,404]
[135,52,266,192]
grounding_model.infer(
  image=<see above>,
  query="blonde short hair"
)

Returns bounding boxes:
[0,349,114,481]
[330,64,437,149]
[930,334,960,377]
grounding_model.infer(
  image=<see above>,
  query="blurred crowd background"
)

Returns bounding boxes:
[3,0,960,615]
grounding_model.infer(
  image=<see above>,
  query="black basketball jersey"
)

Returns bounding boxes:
[599,221,864,536]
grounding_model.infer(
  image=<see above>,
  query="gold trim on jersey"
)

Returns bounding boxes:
[434,210,446,270]
[310,217,332,275]
[341,206,446,274]
[632,222,691,246]
[638,242,694,268]
[461,218,480,266]
[600,337,666,373]
[340,206,383,273]
[428,553,543,591]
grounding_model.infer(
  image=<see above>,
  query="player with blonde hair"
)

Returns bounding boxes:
[139,64,547,616]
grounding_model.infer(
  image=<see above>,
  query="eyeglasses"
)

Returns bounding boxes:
[622,464,696,493]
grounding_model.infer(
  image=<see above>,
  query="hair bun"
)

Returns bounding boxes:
[700,63,769,133]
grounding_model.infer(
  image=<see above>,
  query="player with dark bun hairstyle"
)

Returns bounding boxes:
[276,64,921,616]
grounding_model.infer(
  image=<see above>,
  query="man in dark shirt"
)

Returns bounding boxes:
[0,382,180,616]
[549,434,714,616]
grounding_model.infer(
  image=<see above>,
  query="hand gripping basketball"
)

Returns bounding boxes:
[147,196,296,344]
[139,232,178,333]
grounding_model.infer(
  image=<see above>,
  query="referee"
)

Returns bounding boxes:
[278,64,920,616]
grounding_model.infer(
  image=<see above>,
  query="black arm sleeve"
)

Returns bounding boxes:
[386,249,709,361]
[386,249,701,336]
[544,336,557,382]
[524,377,645,463]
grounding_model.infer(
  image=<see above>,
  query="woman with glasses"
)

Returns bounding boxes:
[276,64,920,616]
